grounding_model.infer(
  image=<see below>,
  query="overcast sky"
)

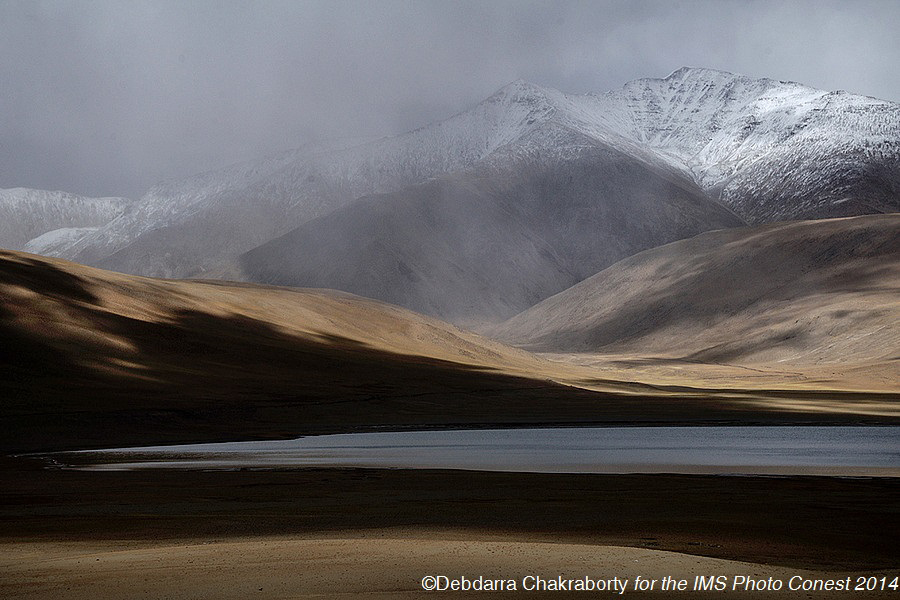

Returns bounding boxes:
[2,0,898,198]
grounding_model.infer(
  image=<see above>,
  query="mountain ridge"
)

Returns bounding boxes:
[10,67,898,293]
[0,187,130,253]
[239,117,743,324]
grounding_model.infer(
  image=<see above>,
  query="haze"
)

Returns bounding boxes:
[2,0,899,198]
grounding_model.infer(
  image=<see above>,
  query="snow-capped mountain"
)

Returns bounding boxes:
[590,67,900,222]
[19,67,900,285]
[474,68,899,223]
[240,125,742,323]
[0,188,130,252]
[61,83,572,278]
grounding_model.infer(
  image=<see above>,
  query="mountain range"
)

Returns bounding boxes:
[3,67,898,326]
[1,66,898,450]
[4,67,897,324]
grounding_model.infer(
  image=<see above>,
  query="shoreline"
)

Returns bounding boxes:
[4,452,897,598]
[5,535,896,599]
[3,459,897,571]
[11,416,900,457]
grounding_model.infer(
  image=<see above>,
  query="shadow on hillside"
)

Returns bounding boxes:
[1,260,617,452]
[2,252,897,454]
[0,253,100,304]
[541,237,898,355]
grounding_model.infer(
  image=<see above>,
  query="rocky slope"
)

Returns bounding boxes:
[582,67,900,222]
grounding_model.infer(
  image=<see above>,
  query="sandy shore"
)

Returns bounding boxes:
[4,534,894,599]
[2,459,898,598]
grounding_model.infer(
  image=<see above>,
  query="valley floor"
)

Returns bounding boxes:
[6,536,896,599]
[1,459,897,599]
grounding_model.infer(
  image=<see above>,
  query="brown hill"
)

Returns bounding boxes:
[3,247,897,454]
[490,215,900,369]
[0,249,599,453]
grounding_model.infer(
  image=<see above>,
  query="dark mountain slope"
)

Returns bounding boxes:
[241,124,742,324]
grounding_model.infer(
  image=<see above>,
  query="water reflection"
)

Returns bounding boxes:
[64,426,899,476]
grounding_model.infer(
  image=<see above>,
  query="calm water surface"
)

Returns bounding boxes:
[60,426,900,476]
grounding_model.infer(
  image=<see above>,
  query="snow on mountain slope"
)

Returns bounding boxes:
[0,188,129,252]
[37,68,900,278]
[64,82,568,277]
[462,68,899,223]
[571,67,900,222]
[240,120,742,324]
[23,227,101,256]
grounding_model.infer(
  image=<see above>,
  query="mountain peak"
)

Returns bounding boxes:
[496,78,545,92]
[488,79,555,104]
[660,67,820,95]
[27,66,898,284]
[664,66,744,83]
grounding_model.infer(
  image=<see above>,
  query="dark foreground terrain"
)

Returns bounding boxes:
[1,457,898,599]
[3,459,897,569]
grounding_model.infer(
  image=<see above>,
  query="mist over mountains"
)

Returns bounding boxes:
[241,125,740,323]
[2,65,899,447]
[0,188,129,255]
[5,67,899,323]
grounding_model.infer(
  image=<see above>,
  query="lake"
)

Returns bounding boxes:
[55,426,900,476]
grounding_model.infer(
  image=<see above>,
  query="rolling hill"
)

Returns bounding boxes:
[490,214,900,368]
[5,245,897,454]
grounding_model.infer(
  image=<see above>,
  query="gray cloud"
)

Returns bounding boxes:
[2,0,898,198]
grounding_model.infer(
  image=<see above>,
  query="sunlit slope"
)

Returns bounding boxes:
[491,215,900,369]
[0,248,610,452]
[0,247,561,379]
[3,247,897,454]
